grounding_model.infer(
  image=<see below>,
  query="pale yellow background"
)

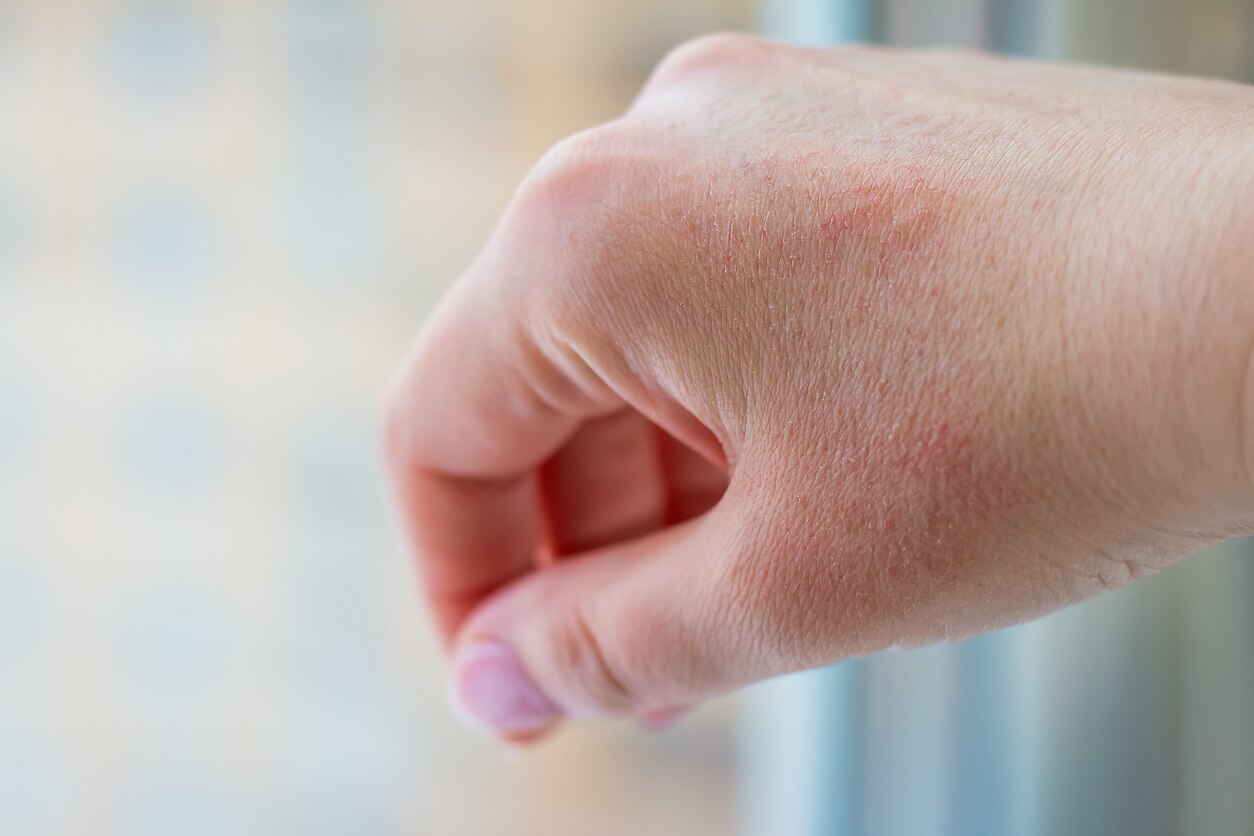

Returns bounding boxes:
[0,1,754,833]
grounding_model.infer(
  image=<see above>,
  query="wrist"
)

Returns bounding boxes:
[1176,128,1254,534]
[1064,119,1254,542]
[1226,143,1254,530]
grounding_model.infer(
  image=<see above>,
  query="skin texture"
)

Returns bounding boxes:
[385,36,1254,738]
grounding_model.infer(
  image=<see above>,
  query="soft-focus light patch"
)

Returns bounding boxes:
[0,730,70,836]
[115,577,237,696]
[0,550,49,672]
[0,186,23,274]
[117,390,222,497]
[281,790,390,836]
[283,517,384,683]
[283,413,389,673]
[288,413,385,524]
[113,192,216,304]
[275,396,418,830]
[283,0,376,287]
[283,168,378,283]
[107,0,211,99]
[123,771,258,836]
[272,687,417,835]
[284,0,372,75]
[0,363,35,470]
[0,6,15,64]
[287,513,376,607]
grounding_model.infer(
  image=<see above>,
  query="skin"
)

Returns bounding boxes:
[384,35,1254,738]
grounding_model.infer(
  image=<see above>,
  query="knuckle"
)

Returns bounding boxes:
[717,491,875,667]
[519,121,643,227]
[726,551,821,664]
[510,121,667,324]
[607,594,689,700]
[547,603,639,714]
[648,32,772,89]
[720,514,819,662]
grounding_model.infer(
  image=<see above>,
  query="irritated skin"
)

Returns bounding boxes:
[385,36,1254,738]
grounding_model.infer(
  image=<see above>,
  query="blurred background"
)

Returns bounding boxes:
[0,1,1251,834]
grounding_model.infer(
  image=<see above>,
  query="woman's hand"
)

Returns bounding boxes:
[385,35,1254,738]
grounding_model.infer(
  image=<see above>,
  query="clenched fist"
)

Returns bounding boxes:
[385,35,1254,738]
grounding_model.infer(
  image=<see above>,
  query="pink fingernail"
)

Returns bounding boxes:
[450,640,562,734]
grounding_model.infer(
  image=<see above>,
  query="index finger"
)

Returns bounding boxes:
[383,258,620,643]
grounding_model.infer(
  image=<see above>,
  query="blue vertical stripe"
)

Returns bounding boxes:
[760,0,876,45]
[740,660,869,836]
[947,632,1015,836]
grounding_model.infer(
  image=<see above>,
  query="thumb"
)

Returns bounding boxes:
[446,500,767,736]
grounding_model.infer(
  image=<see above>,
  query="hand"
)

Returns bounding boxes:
[385,35,1254,738]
